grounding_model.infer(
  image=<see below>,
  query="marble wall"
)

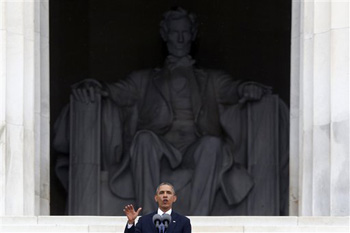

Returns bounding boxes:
[0,0,349,216]
[0,0,50,215]
[290,0,349,216]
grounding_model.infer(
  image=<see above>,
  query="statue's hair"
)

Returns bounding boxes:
[160,7,198,39]
[155,182,176,195]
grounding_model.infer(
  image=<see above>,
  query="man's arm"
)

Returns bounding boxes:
[183,218,192,233]
[123,204,142,233]
[124,223,135,233]
[124,216,145,233]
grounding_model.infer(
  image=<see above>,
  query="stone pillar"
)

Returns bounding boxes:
[0,0,50,215]
[290,0,349,216]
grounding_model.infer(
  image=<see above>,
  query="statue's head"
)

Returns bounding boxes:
[160,7,198,58]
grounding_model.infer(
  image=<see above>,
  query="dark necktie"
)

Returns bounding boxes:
[158,223,165,233]
[159,213,166,233]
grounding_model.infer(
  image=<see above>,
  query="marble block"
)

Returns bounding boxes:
[189,216,298,226]
[0,225,88,232]
[244,226,349,232]
[38,216,125,226]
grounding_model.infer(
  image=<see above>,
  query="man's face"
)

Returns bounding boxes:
[165,17,193,58]
[154,184,177,212]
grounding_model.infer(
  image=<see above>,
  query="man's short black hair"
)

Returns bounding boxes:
[155,182,176,195]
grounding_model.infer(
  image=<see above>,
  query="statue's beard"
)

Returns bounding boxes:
[167,44,191,58]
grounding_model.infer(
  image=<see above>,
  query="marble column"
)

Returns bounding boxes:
[0,0,50,215]
[290,0,349,216]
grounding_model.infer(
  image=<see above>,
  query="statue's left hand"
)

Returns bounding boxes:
[71,79,109,103]
[238,82,272,104]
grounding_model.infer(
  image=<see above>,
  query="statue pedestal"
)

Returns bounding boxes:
[0,216,348,232]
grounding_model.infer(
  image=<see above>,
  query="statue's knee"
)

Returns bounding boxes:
[193,136,222,162]
[133,130,157,145]
[130,130,161,162]
[200,136,221,149]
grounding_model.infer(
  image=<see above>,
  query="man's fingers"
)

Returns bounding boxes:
[123,204,141,223]
[123,204,135,212]
[123,205,141,213]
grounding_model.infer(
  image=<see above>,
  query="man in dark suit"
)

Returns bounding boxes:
[124,182,191,233]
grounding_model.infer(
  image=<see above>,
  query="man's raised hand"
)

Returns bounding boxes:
[123,204,142,225]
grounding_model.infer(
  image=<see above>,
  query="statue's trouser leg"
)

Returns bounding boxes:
[130,130,182,214]
[187,136,222,215]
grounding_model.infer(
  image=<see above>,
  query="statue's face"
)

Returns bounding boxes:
[165,17,193,58]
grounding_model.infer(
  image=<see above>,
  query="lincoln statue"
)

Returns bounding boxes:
[53,7,289,216]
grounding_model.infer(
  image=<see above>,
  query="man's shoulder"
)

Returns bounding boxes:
[172,211,190,222]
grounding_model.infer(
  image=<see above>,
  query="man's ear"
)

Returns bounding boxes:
[173,195,177,202]
[154,195,158,202]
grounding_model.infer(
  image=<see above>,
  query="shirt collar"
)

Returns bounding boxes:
[157,208,172,215]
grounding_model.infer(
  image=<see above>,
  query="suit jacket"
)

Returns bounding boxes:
[124,211,191,233]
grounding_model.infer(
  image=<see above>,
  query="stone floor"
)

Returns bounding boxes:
[0,216,349,232]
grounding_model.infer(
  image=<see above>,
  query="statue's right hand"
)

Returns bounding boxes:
[71,79,108,103]
[123,204,142,225]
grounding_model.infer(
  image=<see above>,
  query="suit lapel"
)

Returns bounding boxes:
[165,212,179,233]
[148,211,158,233]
